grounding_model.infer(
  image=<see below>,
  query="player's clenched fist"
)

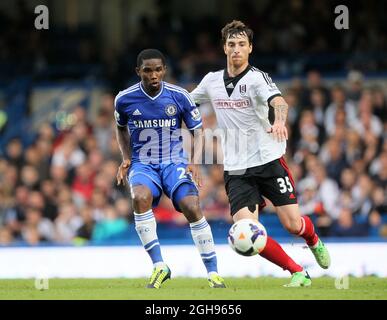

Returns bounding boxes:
[116,159,131,185]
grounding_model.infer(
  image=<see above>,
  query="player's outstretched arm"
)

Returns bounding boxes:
[267,96,289,142]
[115,124,132,185]
[186,127,204,188]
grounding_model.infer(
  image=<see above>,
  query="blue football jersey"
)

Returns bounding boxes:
[114,81,202,164]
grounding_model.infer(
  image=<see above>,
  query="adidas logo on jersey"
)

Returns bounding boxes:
[133,109,142,115]
[226,83,234,89]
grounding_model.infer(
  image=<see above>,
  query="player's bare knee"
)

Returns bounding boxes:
[180,200,202,223]
[132,187,152,211]
[233,207,259,222]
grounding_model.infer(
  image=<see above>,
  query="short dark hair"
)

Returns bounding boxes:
[221,20,253,45]
[136,49,166,67]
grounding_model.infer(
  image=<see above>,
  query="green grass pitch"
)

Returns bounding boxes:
[0,277,386,300]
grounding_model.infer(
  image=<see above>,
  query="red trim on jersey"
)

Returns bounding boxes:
[279,157,296,189]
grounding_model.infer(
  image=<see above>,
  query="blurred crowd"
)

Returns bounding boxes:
[280,71,387,237]
[0,70,386,246]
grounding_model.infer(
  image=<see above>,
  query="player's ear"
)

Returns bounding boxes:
[249,43,253,54]
[223,44,227,55]
[135,67,140,76]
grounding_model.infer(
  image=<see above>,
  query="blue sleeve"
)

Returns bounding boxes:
[114,93,129,127]
[179,90,202,130]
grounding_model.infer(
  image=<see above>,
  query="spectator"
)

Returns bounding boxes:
[94,107,114,157]
[344,130,363,165]
[302,70,330,107]
[319,138,348,183]
[295,110,320,155]
[285,88,302,127]
[307,162,340,229]
[1,163,18,198]
[324,85,357,136]
[371,86,387,122]
[203,188,230,221]
[353,92,383,138]
[40,180,58,221]
[340,168,357,192]
[114,198,131,219]
[50,164,69,186]
[346,70,364,102]
[4,138,24,170]
[368,186,387,229]
[22,225,41,246]
[55,202,83,243]
[309,88,328,128]
[20,165,40,190]
[330,207,368,237]
[90,188,110,221]
[24,145,45,177]
[298,178,320,216]
[153,196,184,225]
[3,185,30,237]
[75,205,96,241]
[51,133,86,170]
[370,150,387,188]
[23,207,56,242]
[351,174,375,223]
[71,163,95,207]
[0,226,13,246]
[91,206,129,242]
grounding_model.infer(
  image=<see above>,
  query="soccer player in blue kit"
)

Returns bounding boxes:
[114,49,225,289]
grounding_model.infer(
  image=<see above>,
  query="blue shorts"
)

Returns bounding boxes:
[127,162,199,212]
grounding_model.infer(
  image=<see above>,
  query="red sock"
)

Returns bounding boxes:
[298,216,319,247]
[260,236,303,274]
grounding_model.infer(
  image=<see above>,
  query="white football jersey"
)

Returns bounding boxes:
[190,66,286,171]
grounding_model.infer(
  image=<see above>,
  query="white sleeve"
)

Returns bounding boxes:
[254,71,282,104]
[190,73,212,105]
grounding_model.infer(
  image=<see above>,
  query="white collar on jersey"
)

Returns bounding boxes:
[139,81,164,101]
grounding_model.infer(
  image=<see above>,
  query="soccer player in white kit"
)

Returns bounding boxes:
[190,20,331,287]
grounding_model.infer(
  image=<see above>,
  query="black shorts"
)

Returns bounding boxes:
[224,157,298,216]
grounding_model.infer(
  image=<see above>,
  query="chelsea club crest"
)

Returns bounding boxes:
[165,104,177,116]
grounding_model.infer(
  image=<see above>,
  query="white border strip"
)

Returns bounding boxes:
[0,243,386,278]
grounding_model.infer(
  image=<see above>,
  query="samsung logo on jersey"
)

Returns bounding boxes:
[133,119,177,128]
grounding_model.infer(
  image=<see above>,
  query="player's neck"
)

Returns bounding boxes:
[142,82,163,97]
[227,61,249,78]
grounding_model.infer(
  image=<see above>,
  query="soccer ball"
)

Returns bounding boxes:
[228,219,267,256]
